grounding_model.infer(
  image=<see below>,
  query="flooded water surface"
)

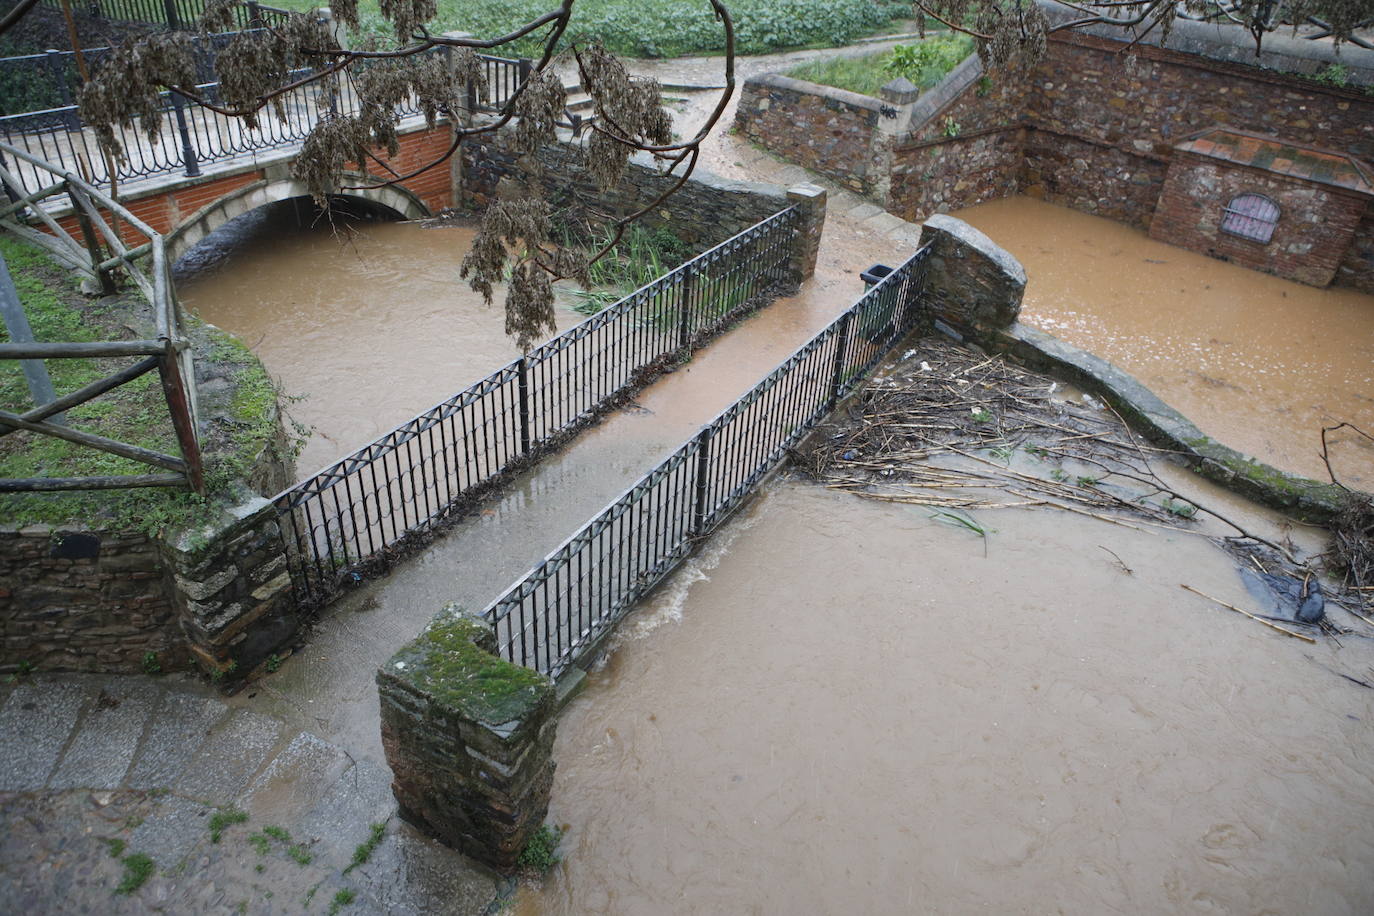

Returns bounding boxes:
[176,204,569,478]
[952,196,1374,490]
[521,480,1374,915]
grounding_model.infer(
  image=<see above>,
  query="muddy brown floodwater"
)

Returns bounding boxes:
[176,205,570,479]
[520,479,1374,915]
[951,196,1374,491]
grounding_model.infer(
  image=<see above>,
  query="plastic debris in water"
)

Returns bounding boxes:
[842,450,857,460]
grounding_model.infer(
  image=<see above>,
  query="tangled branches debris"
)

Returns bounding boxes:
[800,337,1373,626]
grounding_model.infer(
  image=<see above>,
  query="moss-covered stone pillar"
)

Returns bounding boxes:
[377,604,557,872]
[787,183,826,282]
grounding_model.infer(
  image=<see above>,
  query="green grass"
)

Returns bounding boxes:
[208,807,249,843]
[0,235,287,532]
[273,0,909,58]
[344,822,387,874]
[516,824,565,874]
[327,888,357,915]
[566,223,691,317]
[785,34,972,97]
[114,853,154,895]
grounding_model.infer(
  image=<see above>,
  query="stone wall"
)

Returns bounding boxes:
[1150,151,1370,287]
[0,527,184,673]
[739,9,1374,292]
[460,131,793,251]
[734,74,894,201]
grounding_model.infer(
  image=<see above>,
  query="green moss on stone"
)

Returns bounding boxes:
[388,612,551,727]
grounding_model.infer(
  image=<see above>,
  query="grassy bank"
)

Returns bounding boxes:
[0,236,288,533]
[274,0,910,58]
[785,34,973,97]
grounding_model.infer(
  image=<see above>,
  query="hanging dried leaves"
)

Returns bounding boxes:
[77,31,196,161]
[378,0,436,44]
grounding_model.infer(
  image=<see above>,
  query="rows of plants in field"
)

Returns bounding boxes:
[274,0,911,59]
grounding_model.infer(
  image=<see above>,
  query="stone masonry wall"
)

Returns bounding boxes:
[742,22,1374,292]
[1150,151,1369,287]
[1339,216,1374,291]
[461,131,792,251]
[0,527,185,673]
[735,74,893,201]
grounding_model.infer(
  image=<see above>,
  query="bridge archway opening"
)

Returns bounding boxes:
[169,178,430,274]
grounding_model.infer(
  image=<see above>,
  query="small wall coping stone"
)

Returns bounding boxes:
[746,72,889,114]
[880,76,921,106]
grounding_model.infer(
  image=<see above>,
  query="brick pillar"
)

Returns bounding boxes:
[377,604,557,872]
[786,184,826,282]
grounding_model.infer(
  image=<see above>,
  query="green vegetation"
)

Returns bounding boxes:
[0,236,289,533]
[208,807,249,843]
[141,651,162,675]
[516,824,566,874]
[115,852,155,895]
[275,0,908,58]
[344,822,388,874]
[265,653,283,673]
[102,837,127,858]
[565,223,691,317]
[328,888,358,915]
[786,34,972,97]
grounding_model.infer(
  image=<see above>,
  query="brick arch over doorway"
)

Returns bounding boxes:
[166,174,430,264]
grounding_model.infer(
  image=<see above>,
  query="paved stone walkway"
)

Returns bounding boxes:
[0,673,500,914]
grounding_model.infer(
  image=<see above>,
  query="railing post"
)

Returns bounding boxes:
[45,51,79,131]
[158,340,205,493]
[517,57,533,87]
[829,310,854,406]
[677,264,695,351]
[690,426,712,537]
[169,92,201,177]
[247,0,262,28]
[161,0,181,29]
[517,356,531,455]
[65,184,117,295]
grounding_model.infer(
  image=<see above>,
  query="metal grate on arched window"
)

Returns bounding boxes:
[1220,193,1280,244]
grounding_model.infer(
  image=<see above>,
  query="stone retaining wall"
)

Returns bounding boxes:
[738,8,1374,292]
[461,131,795,251]
[0,527,183,673]
[734,74,894,201]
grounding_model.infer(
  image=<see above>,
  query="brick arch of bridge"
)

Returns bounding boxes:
[166,174,430,264]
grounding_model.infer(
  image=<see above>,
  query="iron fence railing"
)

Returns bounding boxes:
[0,35,527,196]
[37,0,294,31]
[270,205,802,607]
[482,242,933,677]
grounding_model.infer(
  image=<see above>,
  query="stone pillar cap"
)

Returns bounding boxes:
[787,183,826,201]
[879,77,921,105]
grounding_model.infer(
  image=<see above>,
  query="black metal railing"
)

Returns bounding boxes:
[0,35,527,196]
[37,0,294,31]
[270,206,802,607]
[482,242,933,677]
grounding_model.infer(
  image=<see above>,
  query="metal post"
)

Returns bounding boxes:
[45,50,80,131]
[517,356,531,455]
[161,0,180,29]
[247,0,262,28]
[690,427,712,537]
[677,265,694,351]
[517,58,533,86]
[0,254,65,426]
[829,311,853,406]
[157,340,205,493]
[170,92,201,177]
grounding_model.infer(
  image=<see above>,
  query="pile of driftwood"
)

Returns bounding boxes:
[799,337,1373,634]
